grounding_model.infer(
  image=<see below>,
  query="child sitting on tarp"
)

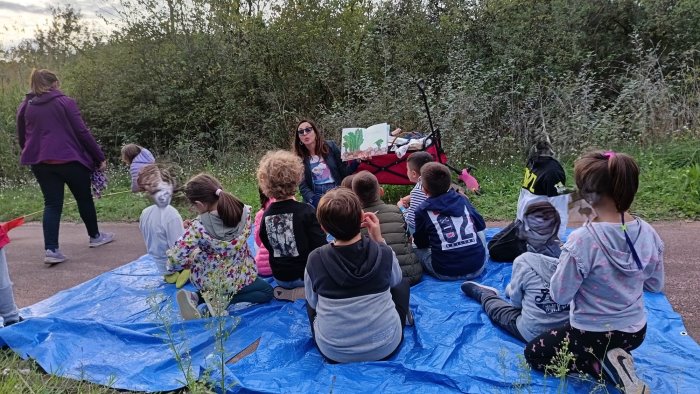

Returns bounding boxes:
[414,163,487,280]
[305,188,411,363]
[256,150,327,301]
[168,173,273,319]
[397,151,434,235]
[352,170,422,286]
[460,201,570,342]
[0,226,22,327]
[488,135,569,261]
[136,164,185,280]
[121,143,155,193]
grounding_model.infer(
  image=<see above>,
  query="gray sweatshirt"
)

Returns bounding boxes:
[550,218,664,332]
[506,252,571,341]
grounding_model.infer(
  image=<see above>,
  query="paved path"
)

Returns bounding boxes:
[4,221,699,341]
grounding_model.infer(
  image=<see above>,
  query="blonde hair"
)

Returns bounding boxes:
[121,144,143,164]
[30,69,59,95]
[256,150,304,200]
[137,164,175,194]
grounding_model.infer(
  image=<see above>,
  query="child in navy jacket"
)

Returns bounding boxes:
[414,163,487,280]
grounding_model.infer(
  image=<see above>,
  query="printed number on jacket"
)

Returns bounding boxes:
[428,207,477,250]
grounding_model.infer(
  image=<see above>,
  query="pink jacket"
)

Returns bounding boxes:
[254,199,275,276]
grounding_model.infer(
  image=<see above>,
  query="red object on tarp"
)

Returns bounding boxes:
[356,144,447,185]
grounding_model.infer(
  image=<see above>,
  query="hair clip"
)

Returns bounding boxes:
[603,151,616,159]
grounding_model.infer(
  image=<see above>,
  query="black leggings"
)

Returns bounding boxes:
[31,162,100,250]
[524,322,647,376]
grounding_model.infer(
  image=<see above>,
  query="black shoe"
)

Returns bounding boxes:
[460,281,498,301]
[405,310,415,327]
[3,316,23,327]
[602,348,650,394]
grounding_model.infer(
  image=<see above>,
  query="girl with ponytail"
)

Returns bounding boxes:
[524,151,664,393]
[167,173,273,320]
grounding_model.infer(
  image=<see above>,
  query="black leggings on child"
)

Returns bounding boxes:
[524,322,647,376]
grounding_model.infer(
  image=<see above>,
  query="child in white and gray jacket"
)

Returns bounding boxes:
[461,201,569,341]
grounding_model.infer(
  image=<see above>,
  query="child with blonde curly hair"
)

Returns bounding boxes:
[257,150,327,301]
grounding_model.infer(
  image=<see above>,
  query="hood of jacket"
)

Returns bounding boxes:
[422,189,467,217]
[198,206,250,241]
[133,148,155,165]
[527,252,560,286]
[26,89,65,105]
[317,236,384,287]
[585,219,650,276]
[521,201,561,257]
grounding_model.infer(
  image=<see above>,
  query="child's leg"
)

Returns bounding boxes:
[481,294,525,341]
[0,249,20,325]
[525,323,647,376]
[230,277,274,304]
[390,278,411,329]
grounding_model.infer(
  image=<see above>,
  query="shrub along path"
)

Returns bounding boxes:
[4,221,699,341]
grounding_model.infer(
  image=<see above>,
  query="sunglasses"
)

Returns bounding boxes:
[297,127,314,136]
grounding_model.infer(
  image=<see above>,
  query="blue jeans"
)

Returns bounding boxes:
[415,248,486,281]
[311,183,337,208]
[0,249,19,326]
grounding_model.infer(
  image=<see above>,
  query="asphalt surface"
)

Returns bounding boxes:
[4,220,699,341]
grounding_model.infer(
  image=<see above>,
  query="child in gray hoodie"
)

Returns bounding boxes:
[524,151,664,394]
[461,201,569,342]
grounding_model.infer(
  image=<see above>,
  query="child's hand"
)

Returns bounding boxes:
[397,195,410,208]
[183,219,192,228]
[361,212,385,243]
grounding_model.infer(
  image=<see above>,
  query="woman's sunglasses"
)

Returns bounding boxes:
[297,127,314,136]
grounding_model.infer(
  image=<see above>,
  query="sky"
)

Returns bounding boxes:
[0,0,118,48]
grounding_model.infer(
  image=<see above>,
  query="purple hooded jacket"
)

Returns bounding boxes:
[17,89,105,170]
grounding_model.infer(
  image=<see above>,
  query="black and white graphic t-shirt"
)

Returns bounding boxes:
[259,199,327,281]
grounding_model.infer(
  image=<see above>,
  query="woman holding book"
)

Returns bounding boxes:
[292,119,360,207]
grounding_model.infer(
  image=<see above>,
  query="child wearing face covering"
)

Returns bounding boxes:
[137,164,185,277]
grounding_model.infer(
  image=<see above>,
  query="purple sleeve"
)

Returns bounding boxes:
[62,97,105,164]
[16,101,27,149]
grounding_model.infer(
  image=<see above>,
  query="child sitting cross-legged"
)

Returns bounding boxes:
[305,188,411,363]
[168,173,273,319]
[461,201,570,342]
[256,150,327,301]
[351,170,423,285]
[413,162,487,280]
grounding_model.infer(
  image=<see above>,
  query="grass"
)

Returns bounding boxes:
[1,139,699,223]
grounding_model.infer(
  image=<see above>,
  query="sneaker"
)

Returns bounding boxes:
[177,290,201,320]
[3,316,24,327]
[45,249,67,265]
[460,281,499,302]
[89,232,115,248]
[602,348,650,394]
[405,309,415,327]
[200,292,230,317]
[273,286,306,302]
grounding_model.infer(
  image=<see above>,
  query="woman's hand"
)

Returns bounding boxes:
[99,160,107,171]
[361,212,385,243]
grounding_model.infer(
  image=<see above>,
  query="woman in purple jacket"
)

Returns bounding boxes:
[16,69,114,264]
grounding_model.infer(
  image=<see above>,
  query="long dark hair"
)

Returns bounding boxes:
[574,151,639,212]
[184,173,245,227]
[292,119,329,159]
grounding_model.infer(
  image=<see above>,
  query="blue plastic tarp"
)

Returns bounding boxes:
[1,228,699,393]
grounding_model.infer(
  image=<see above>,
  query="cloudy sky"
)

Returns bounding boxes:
[0,0,118,47]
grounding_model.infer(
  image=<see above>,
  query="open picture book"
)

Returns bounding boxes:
[340,123,390,161]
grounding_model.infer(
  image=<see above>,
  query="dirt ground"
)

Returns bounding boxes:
[3,220,699,341]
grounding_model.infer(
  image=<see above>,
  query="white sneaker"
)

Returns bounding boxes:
[176,290,201,320]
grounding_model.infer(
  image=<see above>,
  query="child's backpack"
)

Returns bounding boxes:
[488,220,527,262]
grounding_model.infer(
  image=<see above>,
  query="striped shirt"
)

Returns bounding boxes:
[405,179,427,233]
